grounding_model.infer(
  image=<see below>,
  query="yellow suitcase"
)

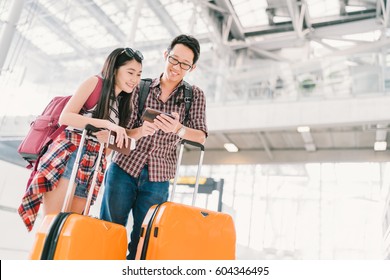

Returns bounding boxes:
[29,125,127,260]
[29,212,127,260]
[136,140,236,260]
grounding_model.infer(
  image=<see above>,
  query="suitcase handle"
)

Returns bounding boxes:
[85,124,104,134]
[62,124,106,213]
[181,139,204,151]
[171,140,205,206]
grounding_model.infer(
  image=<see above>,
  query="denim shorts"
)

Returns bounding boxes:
[62,146,88,198]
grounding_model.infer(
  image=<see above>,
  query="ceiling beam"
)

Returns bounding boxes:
[242,9,377,38]
[3,144,390,167]
[50,34,213,61]
[324,37,390,57]
[145,0,181,36]
[375,123,388,142]
[311,38,340,51]
[298,128,317,152]
[182,149,390,165]
[310,9,377,26]
[2,30,64,76]
[193,0,225,49]
[244,22,295,37]
[257,132,274,160]
[213,0,245,41]
[286,0,308,39]
[82,0,126,43]
[378,0,390,27]
[249,46,291,62]
[311,34,374,44]
[25,1,90,57]
[200,0,229,14]
[0,0,24,74]
[125,0,143,46]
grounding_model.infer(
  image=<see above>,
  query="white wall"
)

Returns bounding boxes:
[0,160,104,259]
[0,161,39,259]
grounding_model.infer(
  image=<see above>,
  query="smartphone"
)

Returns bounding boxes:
[141,107,174,123]
[107,131,136,155]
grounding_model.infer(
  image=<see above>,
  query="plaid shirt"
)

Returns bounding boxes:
[18,130,106,231]
[113,77,207,182]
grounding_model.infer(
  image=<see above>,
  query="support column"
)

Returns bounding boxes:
[125,0,143,46]
[0,0,24,74]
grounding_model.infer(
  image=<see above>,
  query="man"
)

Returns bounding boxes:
[100,34,208,260]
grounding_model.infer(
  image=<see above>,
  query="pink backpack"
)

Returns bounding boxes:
[18,76,103,170]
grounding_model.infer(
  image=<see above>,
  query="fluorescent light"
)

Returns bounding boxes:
[374,141,387,151]
[224,143,239,153]
[297,126,310,133]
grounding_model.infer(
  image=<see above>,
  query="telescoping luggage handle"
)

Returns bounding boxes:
[62,124,105,215]
[171,140,204,206]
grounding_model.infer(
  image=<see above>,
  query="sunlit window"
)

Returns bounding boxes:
[179,162,389,259]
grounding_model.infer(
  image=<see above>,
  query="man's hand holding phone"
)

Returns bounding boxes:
[141,107,179,135]
[154,111,180,134]
[141,108,174,123]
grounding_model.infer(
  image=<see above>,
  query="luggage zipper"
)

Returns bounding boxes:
[40,212,72,260]
[140,203,163,260]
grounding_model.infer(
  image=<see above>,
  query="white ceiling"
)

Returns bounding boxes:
[1,0,390,166]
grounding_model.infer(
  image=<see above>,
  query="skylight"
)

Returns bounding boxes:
[230,0,269,28]
[306,0,340,19]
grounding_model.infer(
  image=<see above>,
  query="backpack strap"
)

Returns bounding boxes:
[138,78,153,120]
[137,78,193,125]
[181,81,193,126]
[84,75,103,110]
[48,77,102,143]
[27,77,103,170]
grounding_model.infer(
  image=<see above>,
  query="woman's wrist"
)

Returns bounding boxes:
[104,120,112,130]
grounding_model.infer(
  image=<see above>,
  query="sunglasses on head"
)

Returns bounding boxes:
[121,47,144,61]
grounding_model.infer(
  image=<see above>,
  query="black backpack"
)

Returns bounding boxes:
[138,78,193,125]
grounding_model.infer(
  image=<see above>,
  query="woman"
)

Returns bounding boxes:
[18,47,151,231]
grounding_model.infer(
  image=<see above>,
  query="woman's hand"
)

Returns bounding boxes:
[154,112,180,134]
[94,130,110,144]
[107,122,129,148]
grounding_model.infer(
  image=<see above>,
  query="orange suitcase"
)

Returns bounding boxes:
[136,140,236,260]
[29,125,127,260]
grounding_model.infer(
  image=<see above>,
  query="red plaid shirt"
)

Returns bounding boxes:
[113,77,207,181]
[18,130,106,231]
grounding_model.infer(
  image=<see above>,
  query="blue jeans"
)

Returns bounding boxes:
[100,162,169,260]
[62,146,88,198]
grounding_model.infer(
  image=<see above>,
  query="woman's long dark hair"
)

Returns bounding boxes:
[92,48,142,127]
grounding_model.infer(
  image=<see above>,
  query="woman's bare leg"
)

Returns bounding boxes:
[42,177,86,215]
[70,196,87,214]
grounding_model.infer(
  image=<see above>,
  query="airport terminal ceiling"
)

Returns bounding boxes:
[1,0,390,166]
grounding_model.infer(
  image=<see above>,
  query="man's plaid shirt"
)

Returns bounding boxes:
[112,77,208,182]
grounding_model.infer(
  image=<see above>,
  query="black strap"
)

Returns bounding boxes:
[181,81,193,126]
[137,78,193,126]
[138,78,153,120]
[40,212,72,259]
[140,203,164,259]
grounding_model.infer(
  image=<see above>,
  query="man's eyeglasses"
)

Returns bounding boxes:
[122,47,144,61]
[167,56,192,70]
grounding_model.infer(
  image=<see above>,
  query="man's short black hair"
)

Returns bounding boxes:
[168,34,200,65]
